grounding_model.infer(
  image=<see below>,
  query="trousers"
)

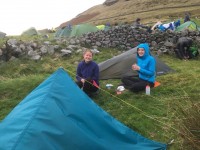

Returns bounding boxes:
[121,76,154,92]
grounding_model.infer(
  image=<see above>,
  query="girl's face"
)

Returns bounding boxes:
[83,51,93,63]
[137,48,145,57]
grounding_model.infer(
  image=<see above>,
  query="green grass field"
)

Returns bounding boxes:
[0,47,199,149]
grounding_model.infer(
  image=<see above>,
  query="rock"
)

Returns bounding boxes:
[44,41,51,45]
[40,46,48,54]
[28,50,37,57]
[91,49,100,54]
[31,55,41,60]
[164,41,174,47]
[103,0,118,6]
[60,49,72,56]
[7,39,18,46]
[0,49,2,56]
[47,45,55,55]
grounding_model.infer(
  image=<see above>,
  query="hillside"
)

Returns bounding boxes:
[60,0,200,27]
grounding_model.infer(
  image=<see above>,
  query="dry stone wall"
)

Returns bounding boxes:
[79,24,200,52]
[0,24,199,62]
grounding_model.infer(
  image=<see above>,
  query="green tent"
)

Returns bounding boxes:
[0,31,6,38]
[70,23,99,37]
[96,24,105,30]
[96,24,111,31]
[104,25,111,31]
[54,28,62,37]
[60,27,72,37]
[21,27,39,36]
[175,21,200,32]
[55,24,98,38]
[54,27,72,38]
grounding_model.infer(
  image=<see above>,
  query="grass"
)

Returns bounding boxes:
[0,47,199,149]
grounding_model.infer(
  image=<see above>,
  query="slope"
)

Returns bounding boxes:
[60,0,200,27]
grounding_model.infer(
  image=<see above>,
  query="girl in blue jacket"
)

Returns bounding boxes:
[121,43,156,92]
[76,49,99,96]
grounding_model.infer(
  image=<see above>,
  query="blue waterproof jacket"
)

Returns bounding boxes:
[136,43,156,83]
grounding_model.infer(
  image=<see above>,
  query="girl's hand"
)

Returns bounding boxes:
[132,64,140,71]
[81,79,85,83]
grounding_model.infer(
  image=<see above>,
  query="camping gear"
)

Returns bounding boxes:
[96,24,111,31]
[106,83,113,89]
[54,28,62,37]
[175,21,200,32]
[154,81,161,87]
[21,27,39,36]
[54,26,72,38]
[0,68,167,150]
[117,86,125,92]
[145,85,150,95]
[55,23,99,38]
[116,86,125,95]
[99,47,174,80]
[0,31,6,38]
[189,45,199,58]
[96,24,105,30]
[70,23,99,37]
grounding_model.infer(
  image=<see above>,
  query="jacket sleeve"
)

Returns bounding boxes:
[139,58,156,76]
[92,63,99,82]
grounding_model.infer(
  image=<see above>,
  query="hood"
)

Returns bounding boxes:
[136,43,150,59]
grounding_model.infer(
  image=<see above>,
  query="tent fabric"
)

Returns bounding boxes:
[0,31,6,38]
[70,23,99,37]
[99,47,174,80]
[21,27,39,36]
[54,27,72,38]
[0,68,167,150]
[54,24,99,38]
[96,25,111,31]
[96,24,105,30]
[175,21,200,32]
[54,28,63,37]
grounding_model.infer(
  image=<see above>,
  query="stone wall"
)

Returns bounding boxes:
[0,24,199,62]
[79,24,200,53]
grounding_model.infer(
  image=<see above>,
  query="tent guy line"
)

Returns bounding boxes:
[65,67,196,145]
[65,66,181,137]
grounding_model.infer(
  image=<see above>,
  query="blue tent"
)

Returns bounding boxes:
[0,68,167,150]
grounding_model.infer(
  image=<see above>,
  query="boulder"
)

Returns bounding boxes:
[103,0,118,6]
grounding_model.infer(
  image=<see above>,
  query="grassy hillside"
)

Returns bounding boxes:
[60,0,200,27]
[0,46,200,149]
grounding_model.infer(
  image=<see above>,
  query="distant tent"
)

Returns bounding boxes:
[54,26,72,38]
[70,23,99,37]
[38,28,51,35]
[60,27,72,37]
[54,28,63,37]
[54,24,98,38]
[104,25,111,31]
[96,25,105,30]
[0,68,167,150]
[21,27,39,36]
[0,31,6,38]
[96,24,111,31]
[99,47,174,80]
[175,21,200,32]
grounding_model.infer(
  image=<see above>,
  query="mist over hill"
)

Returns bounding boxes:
[59,0,200,27]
